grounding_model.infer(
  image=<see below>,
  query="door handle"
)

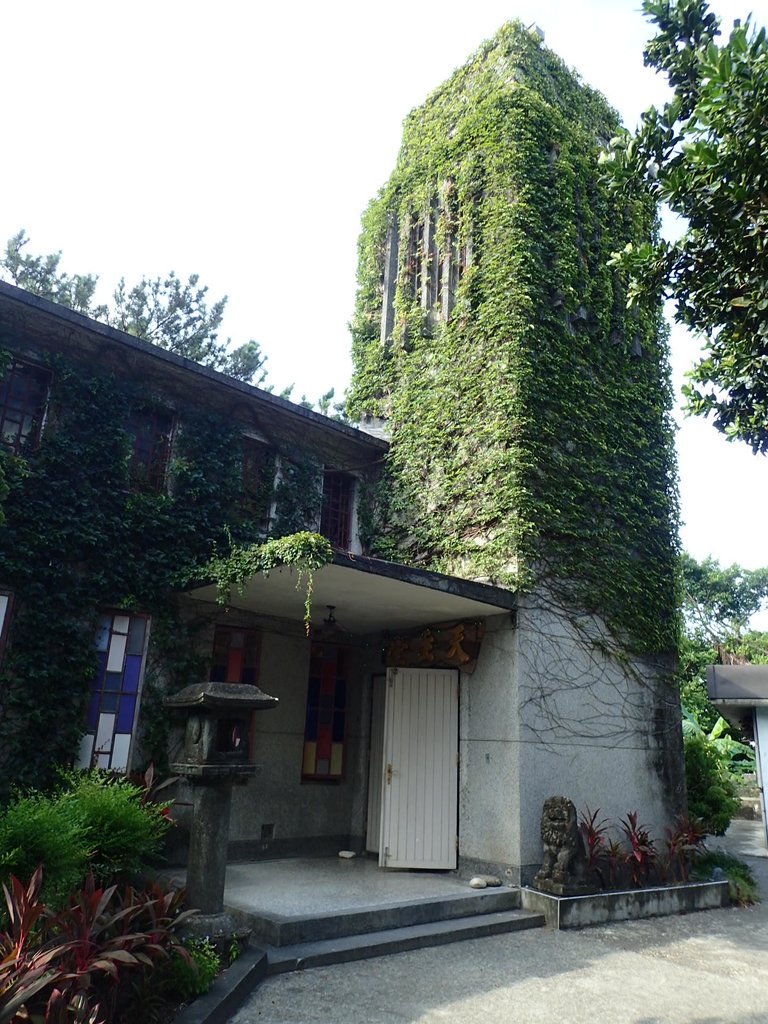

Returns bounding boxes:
[385,762,394,785]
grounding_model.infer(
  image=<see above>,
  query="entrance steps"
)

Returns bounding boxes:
[236,887,545,975]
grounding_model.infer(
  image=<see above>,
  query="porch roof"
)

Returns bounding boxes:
[186,552,516,633]
[707,664,768,707]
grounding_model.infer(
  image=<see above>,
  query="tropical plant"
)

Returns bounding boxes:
[663,815,708,882]
[683,729,741,835]
[0,867,195,1024]
[620,812,658,887]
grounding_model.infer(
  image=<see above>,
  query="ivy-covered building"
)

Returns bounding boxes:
[0,279,518,874]
[0,23,686,886]
[347,20,685,870]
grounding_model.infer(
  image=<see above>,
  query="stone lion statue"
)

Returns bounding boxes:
[533,795,593,895]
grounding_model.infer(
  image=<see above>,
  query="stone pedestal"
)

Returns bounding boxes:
[186,779,234,916]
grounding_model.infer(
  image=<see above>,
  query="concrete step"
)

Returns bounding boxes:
[240,887,522,946]
[261,907,546,975]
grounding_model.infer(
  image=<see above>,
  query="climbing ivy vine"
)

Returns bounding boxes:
[348,22,680,657]
[0,351,328,796]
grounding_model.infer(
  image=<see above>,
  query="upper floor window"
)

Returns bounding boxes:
[0,590,14,665]
[125,407,173,492]
[320,472,354,550]
[240,439,275,526]
[0,359,50,453]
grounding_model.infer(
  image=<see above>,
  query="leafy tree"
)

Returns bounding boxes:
[602,0,768,452]
[1,230,107,319]
[0,230,266,384]
[681,551,768,646]
[678,552,768,730]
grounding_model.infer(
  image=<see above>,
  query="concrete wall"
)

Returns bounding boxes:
[163,598,379,861]
[458,613,521,879]
[165,589,684,879]
[513,591,684,883]
[458,596,685,884]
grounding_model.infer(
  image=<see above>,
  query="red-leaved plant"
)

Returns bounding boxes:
[0,866,195,1024]
[579,806,610,887]
[664,815,708,883]
[620,811,658,887]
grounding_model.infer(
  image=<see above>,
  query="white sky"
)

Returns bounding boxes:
[2,0,767,585]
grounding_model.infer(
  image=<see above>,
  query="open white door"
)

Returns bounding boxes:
[379,667,458,869]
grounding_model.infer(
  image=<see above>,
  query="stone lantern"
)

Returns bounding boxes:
[165,680,278,932]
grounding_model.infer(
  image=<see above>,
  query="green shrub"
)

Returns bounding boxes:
[59,770,171,882]
[684,734,741,836]
[168,937,221,1000]
[0,792,88,908]
[692,851,759,905]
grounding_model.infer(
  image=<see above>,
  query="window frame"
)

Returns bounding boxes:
[0,358,51,454]
[125,406,174,493]
[239,438,275,527]
[0,590,14,664]
[301,643,348,782]
[320,471,355,550]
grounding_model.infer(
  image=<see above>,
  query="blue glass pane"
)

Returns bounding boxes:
[304,707,318,740]
[242,667,256,685]
[123,656,142,694]
[307,678,320,706]
[335,679,347,708]
[101,692,118,712]
[210,663,226,682]
[126,616,146,656]
[332,711,345,742]
[117,695,136,733]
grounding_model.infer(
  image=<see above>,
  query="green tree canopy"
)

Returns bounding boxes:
[679,552,768,729]
[602,0,768,452]
[0,230,266,384]
[681,551,768,645]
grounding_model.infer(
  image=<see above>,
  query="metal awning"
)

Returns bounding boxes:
[707,664,768,708]
[186,552,516,634]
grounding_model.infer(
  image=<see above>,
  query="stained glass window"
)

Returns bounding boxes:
[302,644,347,781]
[209,626,261,685]
[77,611,149,772]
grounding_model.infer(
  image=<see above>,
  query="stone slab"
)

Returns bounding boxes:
[260,908,546,975]
[520,879,729,929]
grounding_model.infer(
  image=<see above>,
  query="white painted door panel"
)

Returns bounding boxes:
[379,668,458,869]
[754,708,768,847]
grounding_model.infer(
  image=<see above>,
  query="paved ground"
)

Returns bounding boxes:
[229,822,768,1024]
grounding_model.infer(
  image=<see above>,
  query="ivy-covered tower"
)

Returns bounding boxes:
[349,22,679,661]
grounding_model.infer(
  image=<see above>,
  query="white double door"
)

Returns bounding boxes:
[367,668,459,870]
